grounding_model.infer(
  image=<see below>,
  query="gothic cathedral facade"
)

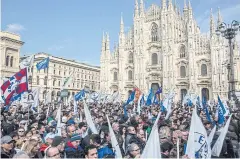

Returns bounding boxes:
[100,0,240,101]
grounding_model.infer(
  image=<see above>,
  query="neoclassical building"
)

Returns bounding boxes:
[0,31,24,86]
[100,0,240,101]
[21,53,100,101]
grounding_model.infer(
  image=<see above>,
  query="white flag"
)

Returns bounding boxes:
[137,94,143,115]
[20,55,34,69]
[212,114,232,157]
[56,104,62,136]
[44,91,52,105]
[186,107,211,158]
[106,116,122,159]
[141,112,161,159]
[74,99,78,115]
[29,88,40,114]
[83,101,98,134]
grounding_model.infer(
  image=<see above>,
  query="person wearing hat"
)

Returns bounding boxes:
[65,133,84,158]
[51,136,65,158]
[1,135,16,158]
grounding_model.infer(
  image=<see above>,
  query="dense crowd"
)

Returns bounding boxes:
[1,98,240,158]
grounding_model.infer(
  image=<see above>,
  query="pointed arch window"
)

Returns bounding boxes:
[201,64,207,76]
[128,52,133,63]
[128,70,133,81]
[152,53,158,65]
[180,66,186,78]
[151,23,158,42]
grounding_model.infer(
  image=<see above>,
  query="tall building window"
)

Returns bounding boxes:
[6,56,9,66]
[53,79,56,86]
[113,72,118,81]
[44,68,48,73]
[31,67,33,73]
[44,76,48,85]
[152,53,158,65]
[151,23,158,42]
[54,70,55,74]
[128,70,133,81]
[201,64,207,76]
[10,56,13,67]
[180,66,186,78]
[29,76,32,83]
[179,45,186,58]
[59,71,61,75]
[37,76,39,85]
[58,81,61,86]
[128,52,134,63]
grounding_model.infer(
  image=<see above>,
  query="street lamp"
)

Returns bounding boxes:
[216,20,240,104]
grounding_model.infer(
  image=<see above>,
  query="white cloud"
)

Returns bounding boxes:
[48,45,64,51]
[6,23,25,33]
[197,4,240,33]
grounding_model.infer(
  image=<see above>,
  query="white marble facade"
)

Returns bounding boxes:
[100,0,240,101]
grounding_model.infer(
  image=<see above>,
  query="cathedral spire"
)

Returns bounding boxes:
[188,0,192,9]
[210,8,215,36]
[184,0,187,9]
[134,0,139,17]
[168,0,173,10]
[120,13,124,34]
[106,32,110,51]
[217,7,223,27]
[140,0,144,17]
[102,31,106,52]
[162,0,167,10]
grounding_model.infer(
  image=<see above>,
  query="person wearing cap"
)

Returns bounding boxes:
[1,135,16,158]
[51,136,65,158]
[65,133,84,158]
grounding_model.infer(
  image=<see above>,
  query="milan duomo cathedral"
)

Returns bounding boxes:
[100,0,240,101]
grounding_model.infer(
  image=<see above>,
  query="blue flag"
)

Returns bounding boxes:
[126,90,135,105]
[75,89,85,101]
[217,96,225,124]
[202,97,212,123]
[146,88,153,106]
[155,87,162,94]
[153,94,159,105]
[160,100,166,112]
[36,57,49,71]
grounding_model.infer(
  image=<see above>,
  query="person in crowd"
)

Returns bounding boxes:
[1,135,16,158]
[125,143,141,158]
[21,139,41,158]
[65,133,84,158]
[84,145,98,159]
[46,147,61,159]
[51,136,65,158]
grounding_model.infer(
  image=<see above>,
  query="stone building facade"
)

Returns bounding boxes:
[0,31,24,86]
[100,0,240,101]
[21,53,100,101]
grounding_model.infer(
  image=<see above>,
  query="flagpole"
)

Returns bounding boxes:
[31,66,33,90]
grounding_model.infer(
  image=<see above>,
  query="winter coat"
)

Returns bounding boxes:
[65,141,84,158]
[1,121,15,136]
[97,145,115,159]
[1,148,16,158]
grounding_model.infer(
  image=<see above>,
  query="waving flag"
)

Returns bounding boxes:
[146,88,153,106]
[20,55,35,69]
[126,89,136,105]
[36,57,49,70]
[155,87,162,94]
[75,89,85,101]
[137,94,144,114]
[202,97,212,123]
[1,68,28,105]
[186,107,211,158]
[217,96,225,125]
[134,88,141,103]
[61,72,74,90]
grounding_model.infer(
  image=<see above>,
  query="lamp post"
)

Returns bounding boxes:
[216,20,240,105]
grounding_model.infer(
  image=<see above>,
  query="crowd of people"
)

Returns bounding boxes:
[1,97,240,158]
